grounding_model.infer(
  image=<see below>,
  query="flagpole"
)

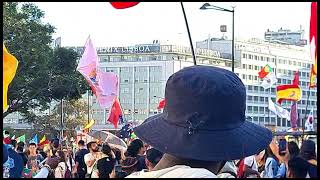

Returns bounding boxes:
[180,2,197,65]
[302,85,311,140]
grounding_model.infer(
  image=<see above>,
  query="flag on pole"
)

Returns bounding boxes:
[38,135,49,146]
[276,84,302,104]
[290,102,298,129]
[292,71,299,86]
[107,98,122,129]
[157,99,166,109]
[77,37,119,109]
[110,2,139,9]
[309,2,317,74]
[17,134,26,143]
[29,134,38,144]
[258,64,272,79]
[261,72,277,89]
[309,64,317,88]
[3,44,19,112]
[268,98,290,120]
[305,108,314,131]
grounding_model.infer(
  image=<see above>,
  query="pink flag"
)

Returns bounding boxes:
[77,37,119,109]
[290,102,298,128]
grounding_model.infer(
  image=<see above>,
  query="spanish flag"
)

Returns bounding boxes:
[276,84,302,104]
[310,64,317,88]
[110,2,139,9]
[3,44,19,112]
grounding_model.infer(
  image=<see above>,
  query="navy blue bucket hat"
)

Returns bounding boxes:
[134,65,272,161]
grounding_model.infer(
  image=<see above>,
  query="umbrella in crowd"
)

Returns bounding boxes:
[88,130,127,151]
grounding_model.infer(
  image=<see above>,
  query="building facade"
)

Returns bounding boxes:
[4,38,317,132]
[264,28,307,46]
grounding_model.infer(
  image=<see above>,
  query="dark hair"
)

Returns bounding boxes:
[17,146,24,153]
[51,139,60,149]
[101,143,113,157]
[288,141,300,159]
[288,157,310,178]
[17,141,25,148]
[87,141,96,150]
[57,150,66,163]
[78,140,85,146]
[146,148,163,166]
[300,140,316,161]
[4,130,10,135]
[112,147,122,162]
[10,139,17,148]
[29,142,37,147]
[265,146,278,162]
[125,139,144,157]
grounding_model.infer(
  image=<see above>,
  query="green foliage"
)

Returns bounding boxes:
[3,2,88,119]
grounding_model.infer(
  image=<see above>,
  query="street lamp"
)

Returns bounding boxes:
[200,3,235,72]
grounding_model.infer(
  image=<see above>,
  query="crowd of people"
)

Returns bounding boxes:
[2,66,318,178]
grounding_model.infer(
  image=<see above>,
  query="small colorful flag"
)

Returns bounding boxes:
[309,64,317,88]
[290,102,298,128]
[292,71,299,86]
[11,135,15,140]
[38,135,49,146]
[17,134,26,143]
[258,64,272,79]
[276,84,302,104]
[261,72,277,89]
[107,98,122,129]
[157,99,166,109]
[305,107,314,131]
[110,2,139,9]
[29,134,38,144]
[3,44,19,111]
[268,98,290,120]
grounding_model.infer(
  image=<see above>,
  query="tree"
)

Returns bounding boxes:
[3,2,88,119]
[32,99,88,138]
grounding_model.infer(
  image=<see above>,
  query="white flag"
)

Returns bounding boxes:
[305,108,314,131]
[261,72,277,89]
[268,98,290,120]
[11,135,15,140]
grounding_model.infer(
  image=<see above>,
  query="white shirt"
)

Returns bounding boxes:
[84,153,95,174]
[244,155,258,172]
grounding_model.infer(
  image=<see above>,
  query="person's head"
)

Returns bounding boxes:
[4,130,10,137]
[56,150,66,162]
[87,141,99,153]
[300,140,316,161]
[45,157,60,170]
[265,145,279,162]
[145,148,164,170]
[10,139,17,149]
[101,143,113,157]
[16,145,24,153]
[28,143,37,155]
[112,147,122,162]
[287,157,310,178]
[125,139,144,157]
[287,141,300,159]
[17,141,25,148]
[132,66,273,175]
[51,138,60,150]
[78,140,85,148]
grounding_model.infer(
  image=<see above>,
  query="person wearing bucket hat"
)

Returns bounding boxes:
[127,65,273,178]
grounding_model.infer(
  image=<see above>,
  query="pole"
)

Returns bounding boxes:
[61,99,64,140]
[231,7,235,72]
[302,86,311,140]
[180,2,197,65]
[87,90,90,124]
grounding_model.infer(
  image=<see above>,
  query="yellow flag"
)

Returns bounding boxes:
[3,44,19,111]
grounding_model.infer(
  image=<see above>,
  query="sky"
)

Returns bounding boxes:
[32,2,312,47]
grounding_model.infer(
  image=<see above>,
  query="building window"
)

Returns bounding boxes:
[254,86,258,91]
[260,87,264,91]
[302,72,306,77]
[248,96,253,101]
[242,53,247,58]
[248,85,252,90]
[249,65,252,69]
[253,106,258,113]
[242,64,246,69]
[254,96,259,102]
[260,56,264,61]
[249,75,252,80]
[260,97,264,102]
[259,107,264,112]
[254,76,258,81]
[254,55,258,60]
[242,74,246,80]
[254,66,258,70]
[248,54,252,59]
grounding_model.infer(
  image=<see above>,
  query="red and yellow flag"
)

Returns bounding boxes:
[3,44,19,111]
[38,135,49,146]
[276,84,302,104]
[309,2,317,74]
[258,64,273,79]
[110,2,139,9]
[309,64,317,88]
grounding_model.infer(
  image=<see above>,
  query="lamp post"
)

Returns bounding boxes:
[200,3,235,72]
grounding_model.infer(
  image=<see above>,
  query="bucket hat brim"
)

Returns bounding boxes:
[134,113,272,161]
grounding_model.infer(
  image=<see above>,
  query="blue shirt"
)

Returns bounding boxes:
[8,148,24,178]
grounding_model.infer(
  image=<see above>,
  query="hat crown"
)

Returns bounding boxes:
[164,66,246,131]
